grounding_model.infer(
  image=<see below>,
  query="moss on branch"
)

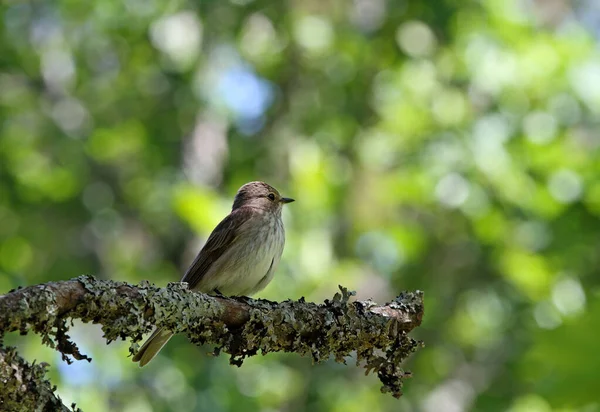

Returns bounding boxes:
[0,346,78,411]
[0,276,424,407]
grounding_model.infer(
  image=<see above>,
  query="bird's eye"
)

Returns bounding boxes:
[267,193,275,201]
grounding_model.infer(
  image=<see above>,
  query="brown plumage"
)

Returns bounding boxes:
[132,181,294,367]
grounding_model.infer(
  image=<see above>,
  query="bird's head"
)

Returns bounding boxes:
[232,181,294,213]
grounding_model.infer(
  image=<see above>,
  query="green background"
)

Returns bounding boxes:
[2,0,600,410]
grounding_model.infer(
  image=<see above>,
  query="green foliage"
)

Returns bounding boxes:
[1,0,599,410]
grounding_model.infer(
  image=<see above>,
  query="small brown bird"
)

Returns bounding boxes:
[133,181,294,367]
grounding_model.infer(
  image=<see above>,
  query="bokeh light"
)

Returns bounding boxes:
[2,0,600,411]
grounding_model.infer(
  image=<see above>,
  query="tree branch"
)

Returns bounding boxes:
[0,346,76,411]
[0,276,424,408]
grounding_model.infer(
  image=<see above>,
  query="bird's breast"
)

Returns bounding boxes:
[199,213,285,296]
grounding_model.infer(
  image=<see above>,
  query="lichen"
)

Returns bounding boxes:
[0,346,80,412]
[0,276,424,403]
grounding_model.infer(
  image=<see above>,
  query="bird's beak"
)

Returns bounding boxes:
[280,197,295,204]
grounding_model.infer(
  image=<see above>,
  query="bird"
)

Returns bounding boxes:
[132,181,294,367]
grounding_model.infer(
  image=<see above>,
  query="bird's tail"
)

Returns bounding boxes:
[132,328,173,367]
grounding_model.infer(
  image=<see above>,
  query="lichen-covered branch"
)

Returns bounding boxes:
[0,276,424,408]
[0,346,77,411]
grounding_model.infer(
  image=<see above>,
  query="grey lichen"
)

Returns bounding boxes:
[0,276,424,406]
[0,346,79,411]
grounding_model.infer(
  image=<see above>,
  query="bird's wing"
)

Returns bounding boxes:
[181,210,246,290]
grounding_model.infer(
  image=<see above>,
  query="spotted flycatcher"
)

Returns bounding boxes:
[132,181,294,367]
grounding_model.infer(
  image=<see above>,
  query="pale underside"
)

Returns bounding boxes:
[191,210,285,296]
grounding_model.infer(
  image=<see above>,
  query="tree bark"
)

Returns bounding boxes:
[0,276,424,409]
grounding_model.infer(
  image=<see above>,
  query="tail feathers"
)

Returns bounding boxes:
[132,328,173,367]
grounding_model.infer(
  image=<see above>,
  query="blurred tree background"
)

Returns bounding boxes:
[1,0,600,410]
